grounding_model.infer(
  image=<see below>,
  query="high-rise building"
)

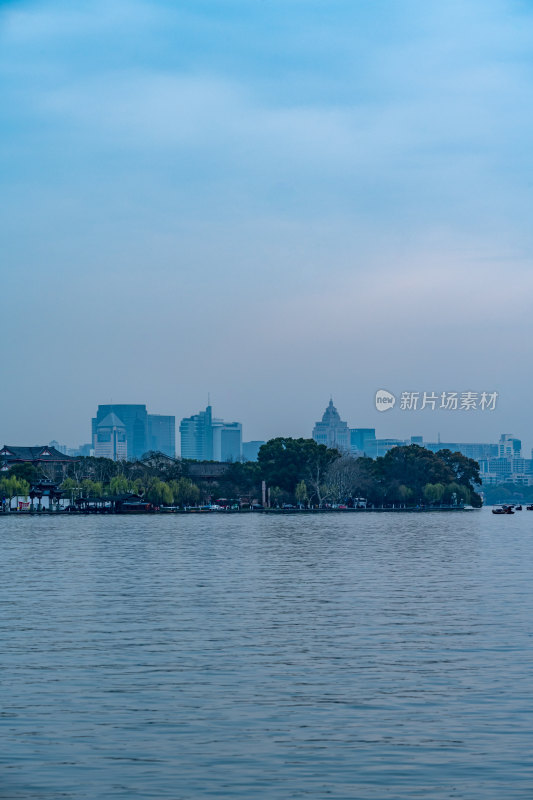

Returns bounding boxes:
[213,420,242,462]
[147,415,176,458]
[498,434,521,459]
[349,428,376,455]
[477,434,531,485]
[179,405,242,462]
[180,405,214,460]
[93,412,128,461]
[312,400,350,451]
[92,405,175,461]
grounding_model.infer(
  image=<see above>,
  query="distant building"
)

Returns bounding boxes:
[477,434,531,485]
[147,414,176,458]
[180,405,215,460]
[0,445,77,480]
[93,405,148,460]
[242,441,265,462]
[479,457,511,481]
[349,428,376,455]
[180,404,243,462]
[213,420,242,462]
[92,405,175,461]
[312,400,350,451]
[423,441,499,461]
[498,433,521,459]
[94,413,128,461]
[66,443,93,458]
[65,443,93,458]
[49,440,67,455]
[364,438,408,458]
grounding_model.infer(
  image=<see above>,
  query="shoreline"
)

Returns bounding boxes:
[1,506,477,516]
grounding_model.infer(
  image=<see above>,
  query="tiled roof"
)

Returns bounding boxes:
[0,445,76,462]
[187,462,230,478]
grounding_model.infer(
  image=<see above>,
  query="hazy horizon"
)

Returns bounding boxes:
[2,0,532,452]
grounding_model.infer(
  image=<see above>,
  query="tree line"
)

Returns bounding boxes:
[249,439,482,508]
[1,440,483,508]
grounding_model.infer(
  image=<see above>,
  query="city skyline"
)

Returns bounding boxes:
[3,396,529,462]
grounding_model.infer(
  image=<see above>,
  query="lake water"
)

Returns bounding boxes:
[1,510,532,799]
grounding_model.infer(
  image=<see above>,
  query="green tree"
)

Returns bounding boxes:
[423,482,445,505]
[258,438,338,501]
[81,479,103,498]
[378,445,454,503]
[170,478,200,507]
[269,486,291,507]
[218,461,261,498]
[7,463,40,484]
[436,450,482,506]
[295,480,308,507]
[397,484,414,505]
[145,478,173,506]
[109,475,131,495]
[132,478,145,495]
[437,449,481,488]
[0,476,30,510]
[442,481,470,505]
[60,477,81,504]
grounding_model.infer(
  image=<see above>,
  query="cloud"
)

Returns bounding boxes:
[2,0,533,445]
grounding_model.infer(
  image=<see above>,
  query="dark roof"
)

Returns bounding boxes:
[187,462,230,478]
[75,493,143,504]
[0,445,76,462]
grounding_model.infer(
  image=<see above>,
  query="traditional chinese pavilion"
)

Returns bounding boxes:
[0,445,77,481]
[28,480,65,512]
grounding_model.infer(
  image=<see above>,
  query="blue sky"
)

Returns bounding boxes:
[2,0,533,449]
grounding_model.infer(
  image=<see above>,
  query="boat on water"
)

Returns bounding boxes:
[515,505,523,511]
[492,505,515,515]
[527,505,533,511]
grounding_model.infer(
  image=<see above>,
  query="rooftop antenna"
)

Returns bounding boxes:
[208,392,211,408]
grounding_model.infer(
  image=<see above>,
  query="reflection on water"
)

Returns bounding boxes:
[1,511,532,798]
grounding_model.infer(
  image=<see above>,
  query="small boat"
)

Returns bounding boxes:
[492,505,514,514]
[515,505,523,511]
[527,505,533,511]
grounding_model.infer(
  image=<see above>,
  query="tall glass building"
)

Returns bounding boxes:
[179,405,242,462]
[92,405,175,460]
[147,415,176,458]
[179,405,215,461]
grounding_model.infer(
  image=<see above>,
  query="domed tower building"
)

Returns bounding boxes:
[312,399,350,452]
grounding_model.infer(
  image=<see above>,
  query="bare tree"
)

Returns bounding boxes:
[325,454,368,504]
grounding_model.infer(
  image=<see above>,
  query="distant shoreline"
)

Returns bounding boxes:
[1,506,477,517]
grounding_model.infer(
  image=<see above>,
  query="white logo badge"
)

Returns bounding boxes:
[375,389,396,412]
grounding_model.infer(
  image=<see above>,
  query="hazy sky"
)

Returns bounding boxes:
[2,0,533,451]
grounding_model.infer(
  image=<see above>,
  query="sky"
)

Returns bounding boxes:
[1,0,533,451]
